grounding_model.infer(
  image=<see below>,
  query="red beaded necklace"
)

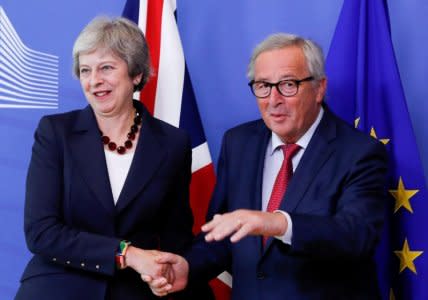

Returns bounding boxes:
[101,109,142,154]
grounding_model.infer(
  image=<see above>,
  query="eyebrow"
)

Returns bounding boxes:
[254,76,299,82]
[79,60,118,67]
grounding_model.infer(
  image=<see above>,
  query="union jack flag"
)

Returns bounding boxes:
[123,0,232,298]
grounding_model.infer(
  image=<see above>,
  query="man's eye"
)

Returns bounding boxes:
[281,81,296,88]
[254,82,269,89]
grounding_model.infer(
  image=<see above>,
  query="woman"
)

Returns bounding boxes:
[16,16,211,299]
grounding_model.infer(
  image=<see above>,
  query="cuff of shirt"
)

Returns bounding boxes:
[273,210,293,245]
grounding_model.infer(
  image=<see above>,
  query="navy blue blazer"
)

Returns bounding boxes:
[16,101,209,300]
[187,108,388,300]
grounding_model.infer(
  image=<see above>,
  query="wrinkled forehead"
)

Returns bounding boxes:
[254,47,309,79]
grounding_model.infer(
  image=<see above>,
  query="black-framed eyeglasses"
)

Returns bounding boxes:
[248,76,314,98]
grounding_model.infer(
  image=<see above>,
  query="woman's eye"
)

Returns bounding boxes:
[79,68,89,75]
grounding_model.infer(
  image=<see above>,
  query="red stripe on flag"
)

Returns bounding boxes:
[139,1,231,297]
[210,278,232,299]
[139,0,163,115]
[189,163,216,234]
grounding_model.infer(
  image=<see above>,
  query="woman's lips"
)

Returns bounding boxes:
[92,90,112,99]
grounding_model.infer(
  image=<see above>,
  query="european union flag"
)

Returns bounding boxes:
[325,0,428,299]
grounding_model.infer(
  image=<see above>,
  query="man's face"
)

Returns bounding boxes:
[253,46,326,143]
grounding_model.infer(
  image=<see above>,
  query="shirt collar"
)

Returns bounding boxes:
[268,107,324,156]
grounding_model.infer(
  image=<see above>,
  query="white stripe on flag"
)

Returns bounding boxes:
[217,271,233,288]
[153,0,184,127]
[191,142,213,173]
[136,0,233,295]
[138,0,147,33]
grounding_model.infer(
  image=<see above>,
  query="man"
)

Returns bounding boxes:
[147,33,388,299]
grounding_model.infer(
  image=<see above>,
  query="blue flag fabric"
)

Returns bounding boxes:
[326,0,428,299]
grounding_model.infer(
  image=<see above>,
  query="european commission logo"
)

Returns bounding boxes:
[0,6,59,109]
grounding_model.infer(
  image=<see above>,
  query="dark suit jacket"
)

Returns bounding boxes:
[16,101,211,300]
[187,108,388,300]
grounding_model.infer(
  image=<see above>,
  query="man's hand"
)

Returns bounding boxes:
[141,252,189,297]
[202,209,287,242]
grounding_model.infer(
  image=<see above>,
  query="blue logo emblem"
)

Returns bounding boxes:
[0,6,59,109]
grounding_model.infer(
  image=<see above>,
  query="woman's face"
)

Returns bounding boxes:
[78,48,142,118]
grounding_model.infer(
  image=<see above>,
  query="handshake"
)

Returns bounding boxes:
[126,209,285,296]
[125,247,189,297]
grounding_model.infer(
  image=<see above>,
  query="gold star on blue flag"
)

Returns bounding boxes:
[389,177,419,213]
[326,0,428,298]
[394,238,423,274]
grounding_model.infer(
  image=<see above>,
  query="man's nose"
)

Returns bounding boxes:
[267,85,284,105]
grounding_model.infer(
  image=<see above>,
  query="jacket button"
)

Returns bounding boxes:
[52,258,57,262]
[257,271,265,279]
[81,263,85,267]
[66,261,71,265]
[95,265,100,269]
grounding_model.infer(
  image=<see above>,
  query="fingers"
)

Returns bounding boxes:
[203,212,248,242]
[143,262,174,283]
[230,222,251,243]
[201,214,222,233]
[141,274,152,283]
[134,250,189,296]
[142,274,172,297]
[143,253,189,296]
[202,210,280,242]
[162,263,175,284]
[150,281,172,297]
[155,252,179,264]
[151,287,170,297]
[126,248,165,276]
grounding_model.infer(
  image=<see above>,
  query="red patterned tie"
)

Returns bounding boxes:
[263,143,300,245]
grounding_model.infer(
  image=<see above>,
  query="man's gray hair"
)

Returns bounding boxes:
[247,33,325,81]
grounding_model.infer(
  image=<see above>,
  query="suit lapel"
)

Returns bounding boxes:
[247,122,271,254]
[280,109,337,213]
[252,123,271,212]
[115,108,166,213]
[69,106,115,216]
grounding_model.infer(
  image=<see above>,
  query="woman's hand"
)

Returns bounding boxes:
[141,252,189,297]
[125,246,174,283]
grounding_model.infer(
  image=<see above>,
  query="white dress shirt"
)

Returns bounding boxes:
[262,107,324,244]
